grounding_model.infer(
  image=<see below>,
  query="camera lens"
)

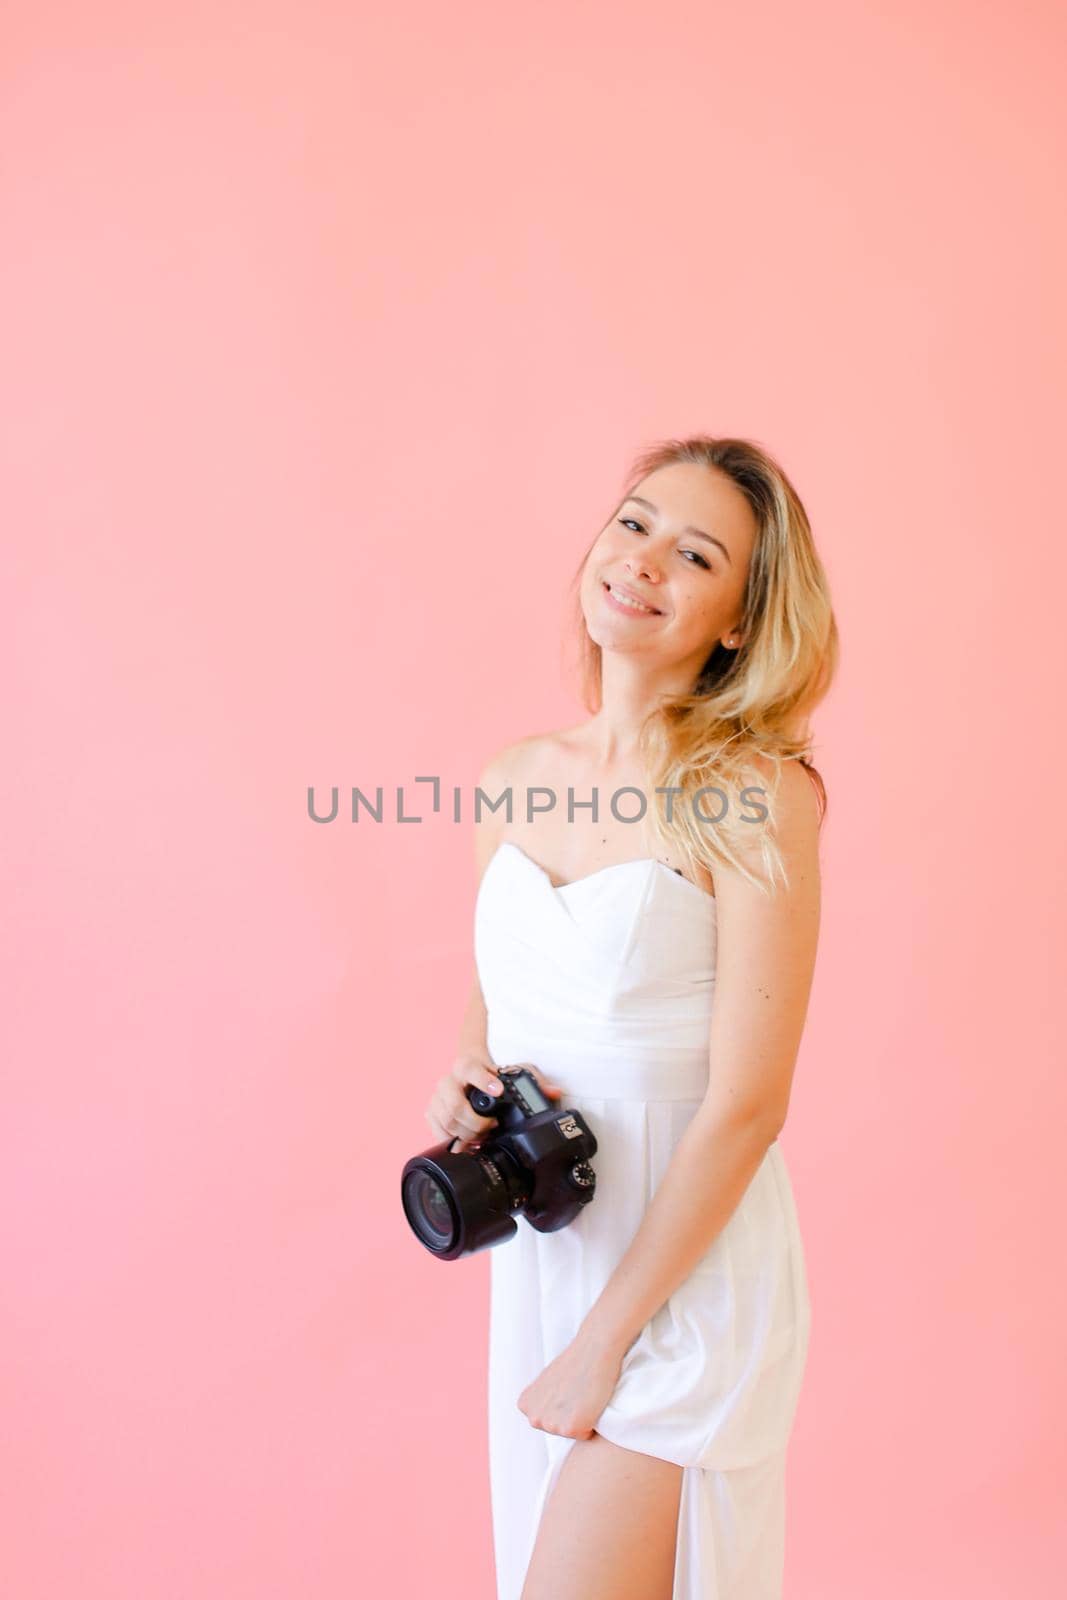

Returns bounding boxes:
[402,1168,459,1252]
[401,1144,529,1259]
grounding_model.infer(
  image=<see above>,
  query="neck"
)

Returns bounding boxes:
[587,653,697,765]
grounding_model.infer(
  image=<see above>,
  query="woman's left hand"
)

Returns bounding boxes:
[517,1334,626,1440]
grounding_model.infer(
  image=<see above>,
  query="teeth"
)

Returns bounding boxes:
[608,583,657,614]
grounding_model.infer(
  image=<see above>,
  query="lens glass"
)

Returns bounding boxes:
[403,1167,458,1251]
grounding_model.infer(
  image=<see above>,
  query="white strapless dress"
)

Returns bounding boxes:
[474,841,811,1600]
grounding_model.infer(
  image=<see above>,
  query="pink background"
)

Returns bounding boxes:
[3,3,1064,1595]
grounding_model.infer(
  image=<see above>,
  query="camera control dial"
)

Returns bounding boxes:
[567,1160,596,1190]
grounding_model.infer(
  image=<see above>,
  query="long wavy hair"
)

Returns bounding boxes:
[570,435,839,896]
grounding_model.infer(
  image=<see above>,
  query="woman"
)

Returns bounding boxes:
[424,435,838,1600]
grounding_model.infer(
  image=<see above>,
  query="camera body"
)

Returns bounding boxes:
[401,1066,598,1260]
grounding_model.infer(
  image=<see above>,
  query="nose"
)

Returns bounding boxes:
[625,549,663,584]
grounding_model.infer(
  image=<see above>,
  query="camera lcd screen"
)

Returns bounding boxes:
[520,1080,550,1114]
[505,1073,551,1116]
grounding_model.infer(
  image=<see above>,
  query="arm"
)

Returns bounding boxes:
[454,968,489,1060]
[575,757,823,1360]
[451,755,502,1068]
[452,743,516,1063]
[448,741,536,1111]
[430,755,510,1153]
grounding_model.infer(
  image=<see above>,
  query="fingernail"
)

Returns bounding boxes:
[489,1081,503,1095]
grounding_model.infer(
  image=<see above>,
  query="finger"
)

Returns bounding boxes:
[448,1087,501,1131]
[430,1104,466,1143]
[515,1063,565,1097]
[455,1060,507,1100]
[449,1106,498,1140]
[466,1114,499,1139]
[454,1128,492,1154]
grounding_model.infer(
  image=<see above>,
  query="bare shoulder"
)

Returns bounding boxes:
[752,754,823,848]
[477,722,585,790]
[472,728,567,877]
[717,754,823,912]
[476,729,559,796]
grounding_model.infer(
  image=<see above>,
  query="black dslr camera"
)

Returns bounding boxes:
[401,1067,598,1260]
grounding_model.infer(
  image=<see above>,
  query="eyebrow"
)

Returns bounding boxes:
[621,495,733,565]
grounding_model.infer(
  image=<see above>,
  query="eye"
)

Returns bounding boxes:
[616,518,712,571]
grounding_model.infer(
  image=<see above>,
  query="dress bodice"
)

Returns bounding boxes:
[474,840,718,1102]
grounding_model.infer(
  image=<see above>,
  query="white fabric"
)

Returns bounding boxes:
[475,841,811,1600]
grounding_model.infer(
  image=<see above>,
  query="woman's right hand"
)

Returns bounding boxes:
[425,1054,565,1154]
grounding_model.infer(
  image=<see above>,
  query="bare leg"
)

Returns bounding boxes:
[520,1431,683,1600]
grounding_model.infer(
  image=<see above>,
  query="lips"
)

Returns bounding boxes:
[603,579,663,615]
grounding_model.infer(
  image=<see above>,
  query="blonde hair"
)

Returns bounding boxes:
[570,435,839,895]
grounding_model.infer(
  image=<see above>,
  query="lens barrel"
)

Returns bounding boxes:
[400,1142,530,1260]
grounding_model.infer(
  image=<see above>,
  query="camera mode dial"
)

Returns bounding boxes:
[567,1160,595,1190]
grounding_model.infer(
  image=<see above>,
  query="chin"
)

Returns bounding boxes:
[585,618,649,653]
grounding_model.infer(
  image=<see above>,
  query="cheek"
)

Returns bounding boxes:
[675,584,715,621]
[580,549,610,606]
[583,535,614,582]
[673,584,727,643]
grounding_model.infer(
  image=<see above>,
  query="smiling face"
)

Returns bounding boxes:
[579,461,759,681]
